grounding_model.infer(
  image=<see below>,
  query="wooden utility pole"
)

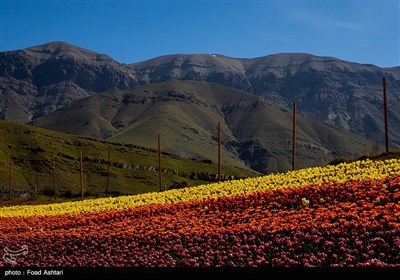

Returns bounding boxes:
[106,146,111,196]
[292,102,297,170]
[158,134,162,191]
[52,152,56,198]
[383,77,389,153]
[8,158,12,200]
[218,122,221,181]
[36,161,39,194]
[80,150,84,199]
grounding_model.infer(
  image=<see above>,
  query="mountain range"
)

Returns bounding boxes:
[0,41,399,173]
[1,41,399,146]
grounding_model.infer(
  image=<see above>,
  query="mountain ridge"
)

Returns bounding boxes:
[7,41,398,69]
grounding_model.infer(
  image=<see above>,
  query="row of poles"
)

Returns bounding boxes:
[3,78,394,200]
[291,77,393,170]
[6,151,84,200]
[4,129,220,200]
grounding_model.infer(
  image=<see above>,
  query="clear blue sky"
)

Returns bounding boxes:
[1,0,399,67]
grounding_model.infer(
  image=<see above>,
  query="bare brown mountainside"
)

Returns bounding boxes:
[1,41,399,146]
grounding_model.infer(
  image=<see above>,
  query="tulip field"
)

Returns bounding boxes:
[1,159,399,267]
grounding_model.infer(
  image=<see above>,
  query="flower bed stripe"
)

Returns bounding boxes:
[1,159,400,218]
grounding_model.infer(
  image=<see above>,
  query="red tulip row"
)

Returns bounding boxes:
[1,175,399,267]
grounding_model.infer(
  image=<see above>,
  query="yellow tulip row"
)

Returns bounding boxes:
[1,159,399,218]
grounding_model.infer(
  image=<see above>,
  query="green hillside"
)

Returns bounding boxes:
[0,120,258,205]
[32,81,375,173]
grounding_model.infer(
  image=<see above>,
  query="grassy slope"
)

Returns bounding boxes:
[32,81,375,174]
[0,120,258,206]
